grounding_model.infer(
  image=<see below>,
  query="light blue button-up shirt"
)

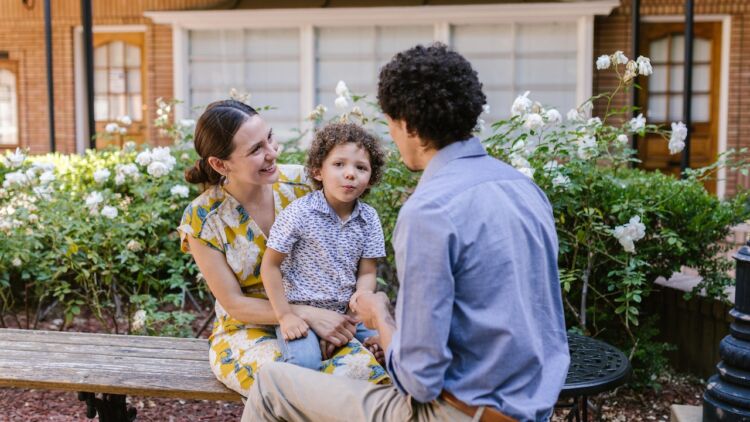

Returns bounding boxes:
[386,137,570,422]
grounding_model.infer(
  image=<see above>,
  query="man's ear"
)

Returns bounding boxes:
[207,156,228,176]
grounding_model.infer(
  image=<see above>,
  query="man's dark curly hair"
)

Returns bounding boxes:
[377,43,486,149]
[306,122,385,197]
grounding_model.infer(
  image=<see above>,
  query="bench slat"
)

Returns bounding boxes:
[0,329,242,402]
[0,366,241,401]
[0,340,207,361]
[0,328,209,351]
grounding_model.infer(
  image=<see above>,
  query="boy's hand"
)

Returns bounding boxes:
[279,313,309,341]
[348,290,371,315]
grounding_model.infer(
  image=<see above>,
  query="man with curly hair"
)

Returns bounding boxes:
[244,44,569,422]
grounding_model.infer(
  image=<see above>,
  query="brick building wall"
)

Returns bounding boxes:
[594,0,750,196]
[0,0,218,154]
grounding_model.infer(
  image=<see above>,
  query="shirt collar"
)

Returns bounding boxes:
[420,137,487,184]
[311,189,364,223]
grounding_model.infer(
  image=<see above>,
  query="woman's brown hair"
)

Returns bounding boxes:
[185,100,258,185]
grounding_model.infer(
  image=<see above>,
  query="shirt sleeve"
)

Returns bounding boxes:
[178,203,224,254]
[362,208,386,259]
[385,200,456,402]
[266,202,301,254]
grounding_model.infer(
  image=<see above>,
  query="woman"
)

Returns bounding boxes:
[178,100,387,396]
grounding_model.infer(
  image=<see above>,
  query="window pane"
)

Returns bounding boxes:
[650,38,668,63]
[694,38,711,62]
[109,95,126,119]
[129,95,142,121]
[127,70,141,94]
[0,69,18,145]
[671,35,684,62]
[670,65,684,92]
[94,69,108,94]
[669,94,683,122]
[94,95,108,121]
[693,64,710,92]
[452,24,513,55]
[125,44,141,67]
[94,45,108,67]
[109,41,124,67]
[648,94,667,122]
[516,22,577,53]
[109,68,126,94]
[692,94,710,122]
[650,64,668,92]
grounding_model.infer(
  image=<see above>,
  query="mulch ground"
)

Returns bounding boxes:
[0,311,705,421]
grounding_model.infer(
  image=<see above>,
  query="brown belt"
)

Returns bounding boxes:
[439,391,517,422]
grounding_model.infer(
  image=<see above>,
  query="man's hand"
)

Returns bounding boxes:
[349,291,390,330]
[364,336,385,366]
[319,339,338,360]
[278,313,309,341]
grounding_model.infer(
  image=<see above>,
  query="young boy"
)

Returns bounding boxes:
[260,122,386,370]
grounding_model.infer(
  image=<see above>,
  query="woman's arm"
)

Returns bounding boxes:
[188,236,280,325]
[260,248,309,340]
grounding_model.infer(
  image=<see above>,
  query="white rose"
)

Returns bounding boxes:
[544,109,562,125]
[596,55,611,70]
[85,191,104,207]
[147,161,170,178]
[523,113,544,131]
[120,163,139,176]
[482,104,491,115]
[552,174,571,188]
[5,148,26,168]
[25,168,37,180]
[150,147,176,168]
[307,104,327,121]
[518,166,535,179]
[511,91,532,117]
[179,119,196,128]
[28,213,39,223]
[101,205,118,219]
[123,141,137,152]
[543,160,560,173]
[11,257,22,267]
[170,185,190,198]
[2,171,29,189]
[132,310,147,331]
[118,115,132,126]
[587,117,602,128]
[39,171,55,184]
[127,240,143,252]
[334,96,349,110]
[613,216,646,254]
[115,174,125,185]
[576,135,598,160]
[567,108,582,122]
[510,153,530,170]
[119,127,127,135]
[135,151,152,167]
[335,80,350,98]
[629,113,646,132]
[105,123,119,133]
[669,122,688,154]
[636,56,653,76]
[93,168,111,184]
[612,51,629,65]
[617,134,629,145]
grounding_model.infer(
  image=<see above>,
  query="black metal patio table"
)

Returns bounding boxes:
[557,333,632,421]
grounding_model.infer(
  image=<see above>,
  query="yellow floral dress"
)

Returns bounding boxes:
[178,164,388,396]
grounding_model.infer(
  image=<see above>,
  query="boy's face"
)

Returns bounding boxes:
[314,142,372,206]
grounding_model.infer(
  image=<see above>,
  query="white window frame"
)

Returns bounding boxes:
[641,15,731,199]
[146,2,617,129]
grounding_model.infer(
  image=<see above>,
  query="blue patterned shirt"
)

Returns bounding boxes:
[266,190,386,313]
[386,137,570,422]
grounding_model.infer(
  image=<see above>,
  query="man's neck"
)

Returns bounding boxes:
[411,142,439,172]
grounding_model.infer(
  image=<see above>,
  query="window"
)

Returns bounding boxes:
[0,62,19,146]
[94,39,143,122]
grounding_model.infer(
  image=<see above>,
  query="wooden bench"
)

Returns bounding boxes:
[0,328,242,421]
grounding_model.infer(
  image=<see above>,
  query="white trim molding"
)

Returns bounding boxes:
[145,2,619,28]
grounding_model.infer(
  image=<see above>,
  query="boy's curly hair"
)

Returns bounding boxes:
[306,122,385,197]
[377,43,486,150]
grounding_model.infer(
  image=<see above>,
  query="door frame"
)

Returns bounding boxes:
[640,15,731,198]
[73,25,147,154]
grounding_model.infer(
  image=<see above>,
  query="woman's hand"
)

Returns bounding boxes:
[296,305,357,347]
[364,336,385,366]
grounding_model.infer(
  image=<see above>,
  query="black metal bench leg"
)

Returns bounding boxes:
[78,392,137,422]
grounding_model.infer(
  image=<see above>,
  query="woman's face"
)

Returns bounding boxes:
[223,115,280,188]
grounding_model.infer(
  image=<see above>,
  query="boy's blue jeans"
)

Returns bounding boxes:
[275,322,377,370]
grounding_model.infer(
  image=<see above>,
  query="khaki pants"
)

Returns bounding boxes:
[242,362,484,422]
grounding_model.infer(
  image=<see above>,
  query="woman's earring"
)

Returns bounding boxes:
[222,174,229,185]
